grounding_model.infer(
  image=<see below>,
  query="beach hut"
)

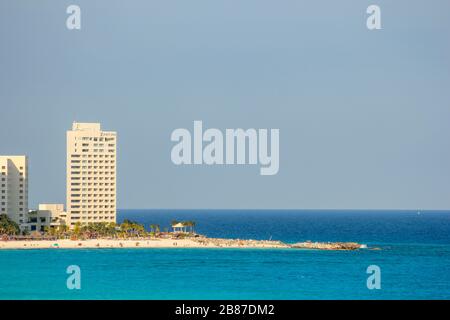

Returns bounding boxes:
[172,223,185,233]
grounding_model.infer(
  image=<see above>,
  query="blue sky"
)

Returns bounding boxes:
[1,0,450,209]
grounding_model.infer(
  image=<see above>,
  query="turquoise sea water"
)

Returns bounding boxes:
[0,210,449,300]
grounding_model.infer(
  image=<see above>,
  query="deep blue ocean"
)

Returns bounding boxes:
[1,210,449,300]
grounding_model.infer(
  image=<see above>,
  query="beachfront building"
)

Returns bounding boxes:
[66,122,117,228]
[0,156,28,227]
[24,204,67,232]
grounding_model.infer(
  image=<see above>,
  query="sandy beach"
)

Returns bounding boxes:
[0,237,290,250]
[0,237,365,250]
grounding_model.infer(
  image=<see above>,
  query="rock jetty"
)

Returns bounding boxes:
[290,241,363,251]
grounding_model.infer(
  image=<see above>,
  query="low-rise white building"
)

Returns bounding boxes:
[24,204,67,232]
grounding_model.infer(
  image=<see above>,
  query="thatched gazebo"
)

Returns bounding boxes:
[172,223,185,233]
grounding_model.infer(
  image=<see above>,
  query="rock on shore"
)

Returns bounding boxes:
[290,242,363,251]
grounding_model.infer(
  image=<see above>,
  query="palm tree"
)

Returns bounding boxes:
[44,226,55,237]
[182,221,196,234]
[181,221,188,233]
[58,225,69,238]
[182,221,191,233]
[22,227,30,236]
[119,220,146,238]
[73,222,82,237]
[0,214,20,235]
[106,222,117,238]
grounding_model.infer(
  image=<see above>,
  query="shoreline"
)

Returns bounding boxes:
[0,237,364,251]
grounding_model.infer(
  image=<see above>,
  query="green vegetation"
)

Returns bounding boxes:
[184,221,196,233]
[0,216,197,239]
[0,214,21,235]
[38,219,197,240]
[44,224,69,238]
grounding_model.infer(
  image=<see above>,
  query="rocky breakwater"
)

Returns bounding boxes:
[193,237,290,248]
[290,241,363,251]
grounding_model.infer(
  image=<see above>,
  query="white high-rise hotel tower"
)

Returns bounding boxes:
[66,123,117,227]
[0,156,28,225]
